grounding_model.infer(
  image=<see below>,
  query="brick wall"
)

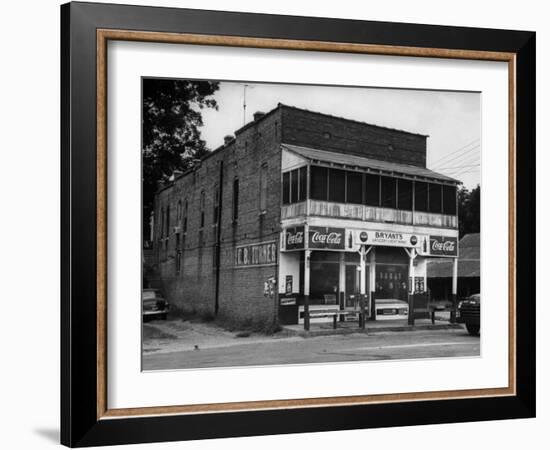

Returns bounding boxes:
[152,109,283,326]
[280,105,427,167]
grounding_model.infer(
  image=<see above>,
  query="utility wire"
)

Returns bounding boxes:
[431,144,480,170]
[429,138,480,167]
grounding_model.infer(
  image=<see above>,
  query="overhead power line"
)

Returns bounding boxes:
[429,138,480,167]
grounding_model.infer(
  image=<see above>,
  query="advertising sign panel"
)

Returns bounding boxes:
[235,241,278,267]
[285,226,305,251]
[428,235,458,257]
[308,226,345,250]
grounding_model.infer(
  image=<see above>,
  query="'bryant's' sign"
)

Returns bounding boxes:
[309,226,345,250]
[234,241,278,267]
[429,235,458,257]
[352,230,423,248]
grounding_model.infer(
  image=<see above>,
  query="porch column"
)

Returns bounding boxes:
[339,252,345,310]
[450,256,458,323]
[304,249,311,331]
[407,248,417,326]
[369,248,376,321]
[359,246,370,329]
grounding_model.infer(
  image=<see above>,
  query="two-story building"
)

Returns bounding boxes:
[151,104,460,329]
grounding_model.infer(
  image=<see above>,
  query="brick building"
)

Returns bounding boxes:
[150,104,460,328]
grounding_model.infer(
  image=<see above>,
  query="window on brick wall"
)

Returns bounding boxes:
[199,191,205,228]
[259,164,268,212]
[346,171,363,204]
[365,174,380,206]
[165,205,170,237]
[159,207,164,238]
[232,178,239,223]
[213,187,220,224]
[183,200,188,233]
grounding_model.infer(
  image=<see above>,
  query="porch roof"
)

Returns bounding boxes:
[281,144,459,183]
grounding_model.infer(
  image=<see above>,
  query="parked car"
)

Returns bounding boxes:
[142,289,169,321]
[374,298,408,320]
[457,293,480,335]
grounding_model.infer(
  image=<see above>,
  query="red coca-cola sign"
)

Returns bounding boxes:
[308,226,345,250]
[429,235,458,257]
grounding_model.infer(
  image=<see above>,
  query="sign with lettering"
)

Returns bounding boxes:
[351,230,423,248]
[429,235,458,257]
[308,226,345,250]
[285,226,305,251]
[285,275,293,294]
[235,241,278,267]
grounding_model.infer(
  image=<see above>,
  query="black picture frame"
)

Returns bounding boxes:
[61,1,535,447]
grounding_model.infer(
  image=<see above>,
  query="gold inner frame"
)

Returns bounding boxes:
[96,29,517,420]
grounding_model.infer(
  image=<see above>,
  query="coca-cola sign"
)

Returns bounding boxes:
[285,226,305,250]
[429,235,458,257]
[308,226,345,250]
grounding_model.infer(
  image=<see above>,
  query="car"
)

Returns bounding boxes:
[374,298,409,320]
[457,293,480,335]
[142,288,169,321]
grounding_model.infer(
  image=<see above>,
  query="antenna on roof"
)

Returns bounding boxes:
[242,84,254,126]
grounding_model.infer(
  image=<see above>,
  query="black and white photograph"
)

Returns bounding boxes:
[141,79,481,370]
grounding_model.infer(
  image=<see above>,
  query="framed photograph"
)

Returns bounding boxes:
[61,1,535,447]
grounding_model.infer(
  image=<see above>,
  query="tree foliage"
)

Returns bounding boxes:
[457,184,480,238]
[142,79,219,239]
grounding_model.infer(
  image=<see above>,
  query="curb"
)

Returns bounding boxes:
[283,323,463,338]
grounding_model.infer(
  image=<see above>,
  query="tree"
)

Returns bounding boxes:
[457,184,480,238]
[142,79,219,240]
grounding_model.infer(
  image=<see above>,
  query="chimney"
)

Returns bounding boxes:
[253,111,265,121]
[224,135,234,145]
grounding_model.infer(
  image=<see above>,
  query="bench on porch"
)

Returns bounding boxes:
[308,309,363,329]
[427,301,456,324]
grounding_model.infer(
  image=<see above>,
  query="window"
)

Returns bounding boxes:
[182,200,188,233]
[176,200,182,223]
[282,172,290,205]
[414,181,428,212]
[290,169,299,203]
[346,171,363,204]
[428,183,442,213]
[397,179,413,210]
[442,185,457,215]
[298,166,307,202]
[328,169,346,203]
[310,166,328,201]
[199,191,205,228]
[259,164,268,212]
[364,174,380,206]
[213,187,220,223]
[381,176,397,208]
[232,178,239,222]
[165,205,170,236]
[159,207,164,238]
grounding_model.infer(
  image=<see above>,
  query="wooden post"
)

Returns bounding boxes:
[407,248,416,326]
[450,256,458,323]
[304,249,311,331]
[369,248,376,321]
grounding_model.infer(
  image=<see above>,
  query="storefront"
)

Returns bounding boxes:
[278,225,458,326]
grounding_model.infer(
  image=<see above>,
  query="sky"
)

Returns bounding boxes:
[198,81,481,189]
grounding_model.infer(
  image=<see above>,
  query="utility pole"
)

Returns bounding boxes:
[243,84,248,126]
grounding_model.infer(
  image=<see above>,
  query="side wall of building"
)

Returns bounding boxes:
[280,105,427,167]
[152,109,283,327]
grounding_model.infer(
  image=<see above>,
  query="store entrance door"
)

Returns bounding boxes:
[344,264,369,309]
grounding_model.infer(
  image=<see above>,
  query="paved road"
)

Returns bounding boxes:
[143,328,479,370]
